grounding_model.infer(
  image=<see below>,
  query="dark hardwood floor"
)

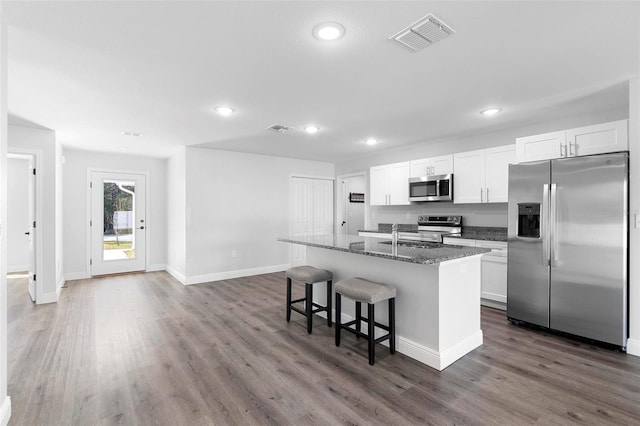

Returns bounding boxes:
[7,271,640,425]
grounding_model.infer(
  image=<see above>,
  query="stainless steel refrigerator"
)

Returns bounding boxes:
[507,152,628,348]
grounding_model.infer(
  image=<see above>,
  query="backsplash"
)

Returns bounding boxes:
[369,203,508,229]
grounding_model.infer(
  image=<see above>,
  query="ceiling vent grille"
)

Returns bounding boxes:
[389,14,455,52]
[266,124,295,133]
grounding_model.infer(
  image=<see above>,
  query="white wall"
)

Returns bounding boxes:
[63,149,167,279]
[179,147,334,284]
[166,147,186,281]
[8,124,60,304]
[6,158,28,272]
[0,8,10,424]
[336,106,629,228]
[627,77,640,357]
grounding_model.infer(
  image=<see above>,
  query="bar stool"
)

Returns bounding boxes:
[335,277,396,365]
[285,266,333,334]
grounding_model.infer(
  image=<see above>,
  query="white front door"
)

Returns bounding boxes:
[91,171,146,275]
[27,157,36,301]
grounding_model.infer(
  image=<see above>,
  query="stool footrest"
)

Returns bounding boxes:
[290,303,328,317]
[340,320,391,343]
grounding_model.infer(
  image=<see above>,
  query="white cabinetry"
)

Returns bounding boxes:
[443,237,507,309]
[516,119,628,163]
[566,119,628,157]
[369,162,410,206]
[409,155,454,177]
[453,145,515,204]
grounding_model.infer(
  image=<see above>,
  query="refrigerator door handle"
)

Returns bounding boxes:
[542,184,550,265]
[550,183,558,267]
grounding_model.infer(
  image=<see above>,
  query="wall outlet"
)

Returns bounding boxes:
[231,249,237,258]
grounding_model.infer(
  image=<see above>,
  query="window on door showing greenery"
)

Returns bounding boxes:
[103,180,136,260]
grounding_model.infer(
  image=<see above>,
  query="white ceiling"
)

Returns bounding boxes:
[3,1,639,162]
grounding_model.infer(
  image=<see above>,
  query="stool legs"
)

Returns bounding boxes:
[389,298,396,354]
[355,302,362,338]
[305,283,313,334]
[335,293,342,346]
[368,303,375,365]
[286,277,292,322]
[326,280,333,327]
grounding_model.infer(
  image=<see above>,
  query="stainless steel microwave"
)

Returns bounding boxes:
[408,174,454,202]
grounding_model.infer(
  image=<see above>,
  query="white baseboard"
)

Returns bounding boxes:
[184,263,289,285]
[64,271,90,281]
[0,396,11,426]
[165,265,186,285]
[319,310,482,371]
[37,290,58,305]
[7,265,28,273]
[146,263,166,272]
[627,337,640,357]
[481,298,506,311]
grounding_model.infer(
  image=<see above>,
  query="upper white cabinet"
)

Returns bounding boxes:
[409,154,454,178]
[453,149,485,204]
[515,131,564,163]
[566,120,628,157]
[454,145,516,204]
[516,119,628,163]
[369,161,410,206]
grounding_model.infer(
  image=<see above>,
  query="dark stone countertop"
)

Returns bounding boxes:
[451,227,507,242]
[278,234,489,265]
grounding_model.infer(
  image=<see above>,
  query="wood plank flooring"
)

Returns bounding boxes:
[7,271,640,425]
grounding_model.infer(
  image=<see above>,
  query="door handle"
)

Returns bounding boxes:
[542,184,550,265]
[569,141,575,156]
[486,187,489,202]
[550,183,558,267]
[341,221,346,227]
[138,226,145,230]
[480,188,484,202]
[560,142,566,157]
[25,232,30,235]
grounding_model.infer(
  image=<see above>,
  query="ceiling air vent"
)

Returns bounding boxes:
[267,124,295,133]
[389,14,455,52]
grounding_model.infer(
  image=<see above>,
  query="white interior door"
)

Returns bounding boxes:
[27,157,36,302]
[91,171,146,275]
[290,177,313,266]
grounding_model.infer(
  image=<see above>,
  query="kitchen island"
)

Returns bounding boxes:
[278,234,490,370]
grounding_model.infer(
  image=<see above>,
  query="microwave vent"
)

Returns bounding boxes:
[389,14,455,52]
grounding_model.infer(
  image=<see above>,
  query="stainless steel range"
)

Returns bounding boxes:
[417,215,462,242]
[395,215,462,243]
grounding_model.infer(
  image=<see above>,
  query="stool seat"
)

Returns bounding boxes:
[335,277,396,304]
[335,277,396,365]
[285,265,333,334]
[286,266,333,284]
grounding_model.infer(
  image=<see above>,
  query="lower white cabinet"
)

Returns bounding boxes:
[481,253,507,309]
[444,237,507,309]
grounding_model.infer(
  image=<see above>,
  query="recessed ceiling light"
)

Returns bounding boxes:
[304,125,319,134]
[313,22,345,41]
[121,131,142,137]
[480,107,502,116]
[215,106,235,116]
[364,138,377,146]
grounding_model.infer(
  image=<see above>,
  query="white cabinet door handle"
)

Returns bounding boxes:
[486,187,489,202]
[480,188,484,202]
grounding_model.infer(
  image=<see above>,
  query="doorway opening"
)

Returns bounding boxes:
[7,152,40,303]
[336,172,367,236]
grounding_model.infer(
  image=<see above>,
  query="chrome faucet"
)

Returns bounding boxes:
[391,223,398,256]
